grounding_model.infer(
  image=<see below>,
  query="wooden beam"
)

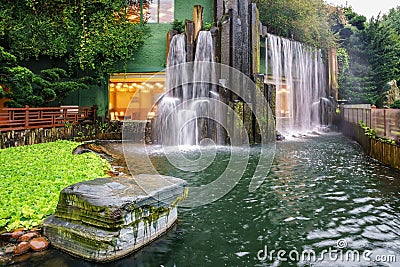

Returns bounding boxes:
[193,5,204,41]
[185,20,195,62]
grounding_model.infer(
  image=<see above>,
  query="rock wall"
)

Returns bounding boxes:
[214,0,275,143]
[0,121,151,149]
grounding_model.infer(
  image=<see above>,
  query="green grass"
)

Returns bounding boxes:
[0,140,110,231]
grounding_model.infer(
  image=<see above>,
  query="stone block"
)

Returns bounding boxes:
[43,175,187,262]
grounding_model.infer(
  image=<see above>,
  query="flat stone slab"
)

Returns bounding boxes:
[43,175,187,262]
[54,174,187,229]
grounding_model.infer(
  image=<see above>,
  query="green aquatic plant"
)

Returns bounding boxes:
[359,121,397,145]
[0,140,110,231]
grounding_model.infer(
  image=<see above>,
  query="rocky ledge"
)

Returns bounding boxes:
[43,174,188,262]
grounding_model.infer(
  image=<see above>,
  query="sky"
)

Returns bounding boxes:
[328,0,399,19]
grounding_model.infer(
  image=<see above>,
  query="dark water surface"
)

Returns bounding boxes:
[20,134,400,266]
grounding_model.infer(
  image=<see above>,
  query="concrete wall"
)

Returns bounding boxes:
[119,24,172,73]
[119,0,215,73]
[0,121,152,149]
[63,82,108,118]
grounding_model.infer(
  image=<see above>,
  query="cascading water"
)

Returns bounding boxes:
[266,33,328,133]
[155,31,218,146]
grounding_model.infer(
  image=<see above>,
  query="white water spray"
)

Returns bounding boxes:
[266,33,328,133]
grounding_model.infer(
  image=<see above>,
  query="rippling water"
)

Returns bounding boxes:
[21,134,400,266]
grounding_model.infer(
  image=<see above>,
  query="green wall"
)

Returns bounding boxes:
[63,81,108,118]
[122,24,172,73]
[119,0,215,73]
[19,1,215,118]
[65,22,171,116]
[20,57,108,117]
[90,0,215,117]
[174,0,214,23]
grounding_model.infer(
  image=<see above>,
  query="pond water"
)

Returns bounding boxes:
[20,133,400,266]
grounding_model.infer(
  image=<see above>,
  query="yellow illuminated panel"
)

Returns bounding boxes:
[109,73,165,121]
[276,84,290,118]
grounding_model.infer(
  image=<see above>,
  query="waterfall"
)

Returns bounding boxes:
[266,33,328,133]
[154,31,217,146]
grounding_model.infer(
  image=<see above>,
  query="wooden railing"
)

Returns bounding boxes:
[0,105,97,132]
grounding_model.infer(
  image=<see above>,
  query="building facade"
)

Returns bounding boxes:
[63,0,215,119]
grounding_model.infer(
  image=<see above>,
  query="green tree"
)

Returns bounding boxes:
[2,0,150,74]
[335,7,380,104]
[0,47,95,107]
[254,0,336,49]
[368,7,400,104]
[0,0,150,106]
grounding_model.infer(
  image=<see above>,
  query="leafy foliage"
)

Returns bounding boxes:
[344,8,367,30]
[203,22,214,31]
[338,40,376,103]
[368,8,400,105]
[0,0,150,106]
[2,0,150,74]
[171,19,185,34]
[391,100,400,109]
[0,141,110,231]
[336,6,400,105]
[254,0,336,49]
[337,47,349,100]
[359,121,397,145]
[0,50,96,107]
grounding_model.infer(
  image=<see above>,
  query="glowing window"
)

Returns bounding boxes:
[109,73,166,121]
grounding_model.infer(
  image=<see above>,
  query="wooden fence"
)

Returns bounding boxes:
[341,106,400,142]
[0,105,96,132]
[342,121,400,170]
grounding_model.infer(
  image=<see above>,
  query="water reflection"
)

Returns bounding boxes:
[19,134,400,266]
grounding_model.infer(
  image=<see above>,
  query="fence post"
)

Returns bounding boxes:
[383,109,387,137]
[366,109,368,125]
[25,105,29,128]
[52,112,56,126]
[92,105,97,124]
[370,108,372,128]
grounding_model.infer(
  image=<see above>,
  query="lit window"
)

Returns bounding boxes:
[109,73,166,121]
[126,0,174,24]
